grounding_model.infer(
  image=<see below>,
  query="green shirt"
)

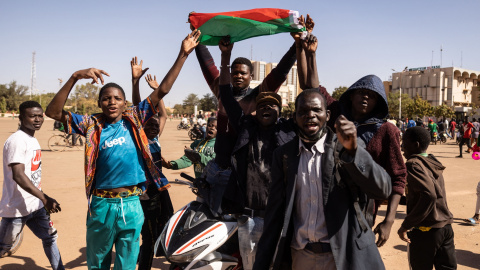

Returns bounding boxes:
[171,137,216,178]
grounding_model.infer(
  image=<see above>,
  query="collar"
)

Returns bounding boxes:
[298,134,326,156]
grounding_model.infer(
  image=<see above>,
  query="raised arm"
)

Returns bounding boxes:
[131,57,149,106]
[145,74,167,136]
[45,68,109,124]
[259,41,297,93]
[148,30,201,106]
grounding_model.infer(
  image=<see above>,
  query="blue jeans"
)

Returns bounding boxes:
[0,208,64,270]
[203,160,232,216]
[237,216,264,270]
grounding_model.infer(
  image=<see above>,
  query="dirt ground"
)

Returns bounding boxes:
[0,117,478,269]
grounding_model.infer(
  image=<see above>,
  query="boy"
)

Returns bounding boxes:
[0,101,64,270]
[398,126,457,269]
[164,117,217,178]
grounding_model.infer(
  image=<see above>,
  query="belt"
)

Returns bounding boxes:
[93,186,142,198]
[413,226,432,232]
[305,242,332,254]
[242,208,266,218]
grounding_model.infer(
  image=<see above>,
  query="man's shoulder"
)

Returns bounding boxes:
[5,130,33,146]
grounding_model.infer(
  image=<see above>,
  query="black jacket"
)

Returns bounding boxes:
[253,129,392,270]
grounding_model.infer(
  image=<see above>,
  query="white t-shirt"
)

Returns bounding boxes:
[0,130,44,217]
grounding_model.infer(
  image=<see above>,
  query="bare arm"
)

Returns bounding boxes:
[45,68,109,124]
[11,163,61,213]
[131,57,149,106]
[219,36,233,86]
[145,74,167,136]
[148,30,201,106]
[292,15,307,90]
[304,34,319,89]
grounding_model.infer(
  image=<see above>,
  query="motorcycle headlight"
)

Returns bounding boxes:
[168,245,208,263]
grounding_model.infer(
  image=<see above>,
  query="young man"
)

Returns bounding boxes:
[457,117,474,158]
[449,118,457,140]
[253,90,391,270]
[164,117,217,178]
[0,101,64,270]
[45,30,200,270]
[398,127,456,269]
[471,118,479,145]
[191,23,298,214]
[131,69,174,270]
[427,119,438,140]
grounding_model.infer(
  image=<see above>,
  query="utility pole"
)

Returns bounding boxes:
[30,51,36,99]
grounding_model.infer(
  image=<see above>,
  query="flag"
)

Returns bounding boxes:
[189,8,306,45]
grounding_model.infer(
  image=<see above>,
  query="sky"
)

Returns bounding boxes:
[1,0,479,108]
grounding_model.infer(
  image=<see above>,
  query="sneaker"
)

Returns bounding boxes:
[456,155,463,158]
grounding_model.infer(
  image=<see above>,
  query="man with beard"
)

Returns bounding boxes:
[253,90,391,270]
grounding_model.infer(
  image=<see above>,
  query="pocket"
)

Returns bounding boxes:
[355,230,376,250]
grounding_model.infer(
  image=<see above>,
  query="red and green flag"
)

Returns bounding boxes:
[189,8,306,45]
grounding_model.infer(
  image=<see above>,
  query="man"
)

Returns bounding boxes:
[449,118,457,140]
[193,29,297,214]
[457,117,474,158]
[471,118,479,146]
[0,101,64,270]
[253,90,392,270]
[427,119,438,141]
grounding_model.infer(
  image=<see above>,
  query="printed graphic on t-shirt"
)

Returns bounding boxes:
[31,149,41,189]
[101,137,126,149]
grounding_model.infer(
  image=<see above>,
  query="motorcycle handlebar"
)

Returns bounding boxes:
[180,173,196,183]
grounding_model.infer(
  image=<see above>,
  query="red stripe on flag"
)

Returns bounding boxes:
[190,8,291,29]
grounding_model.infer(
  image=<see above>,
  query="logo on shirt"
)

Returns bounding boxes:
[31,149,41,189]
[31,149,41,171]
[102,137,126,149]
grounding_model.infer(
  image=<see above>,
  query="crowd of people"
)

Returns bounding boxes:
[1,14,479,270]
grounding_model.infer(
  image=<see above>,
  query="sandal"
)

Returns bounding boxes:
[464,218,479,225]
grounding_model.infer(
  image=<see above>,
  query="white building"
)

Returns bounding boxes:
[391,66,480,114]
[250,61,299,106]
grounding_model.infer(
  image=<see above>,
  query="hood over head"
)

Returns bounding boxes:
[339,74,389,121]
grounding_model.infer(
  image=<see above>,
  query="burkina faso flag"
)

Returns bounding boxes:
[189,8,306,45]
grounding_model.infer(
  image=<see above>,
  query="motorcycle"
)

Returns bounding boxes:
[155,173,242,270]
[188,124,205,141]
[432,131,438,145]
[177,122,191,130]
[438,131,447,144]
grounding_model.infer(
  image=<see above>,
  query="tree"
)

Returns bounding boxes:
[69,83,101,114]
[0,97,6,113]
[387,91,412,118]
[173,104,186,115]
[199,93,218,112]
[0,81,29,111]
[433,104,455,119]
[469,104,479,117]
[332,86,348,100]
[404,95,432,119]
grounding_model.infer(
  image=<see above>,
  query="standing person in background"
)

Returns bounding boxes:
[0,101,64,270]
[457,117,474,158]
[131,64,174,270]
[407,118,416,129]
[471,118,479,146]
[464,181,480,225]
[449,118,457,140]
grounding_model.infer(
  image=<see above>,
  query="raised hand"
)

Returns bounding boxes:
[72,68,109,85]
[302,33,318,53]
[219,35,233,53]
[181,29,201,56]
[291,15,305,43]
[145,74,159,90]
[305,14,315,33]
[131,56,149,81]
[334,115,357,155]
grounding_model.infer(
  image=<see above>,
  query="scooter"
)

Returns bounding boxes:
[188,124,205,141]
[154,173,242,270]
[438,131,447,144]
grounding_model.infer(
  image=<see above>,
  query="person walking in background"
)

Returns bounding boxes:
[471,118,479,146]
[464,181,480,225]
[0,101,64,270]
[398,126,457,269]
[457,117,474,158]
[449,118,457,140]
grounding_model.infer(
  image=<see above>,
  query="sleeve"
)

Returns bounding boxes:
[170,156,193,170]
[219,84,244,132]
[65,111,88,136]
[401,163,436,230]
[341,146,392,200]
[253,148,287,270]
[199,150,215,168]
[4,136,27,165]
[195,44,220,93]
[135,97,159,126]
[383,124,407,195]
[257,43,296,93]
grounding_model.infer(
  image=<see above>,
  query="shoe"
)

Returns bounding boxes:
[465,150,471,153]
[464,218,479,225]
[456,155,463,158]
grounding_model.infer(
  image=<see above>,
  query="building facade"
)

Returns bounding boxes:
[391,67,480,112]
[250,61,299,106]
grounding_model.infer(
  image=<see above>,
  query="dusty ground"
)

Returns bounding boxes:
[0,117,478,269]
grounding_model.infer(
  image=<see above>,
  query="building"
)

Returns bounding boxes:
[249,61,299,106]
[391,67,480,114]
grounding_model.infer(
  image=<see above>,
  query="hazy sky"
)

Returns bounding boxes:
[1,0,479,107]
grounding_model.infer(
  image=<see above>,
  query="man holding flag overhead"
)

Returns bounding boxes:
[188,9,305,215]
